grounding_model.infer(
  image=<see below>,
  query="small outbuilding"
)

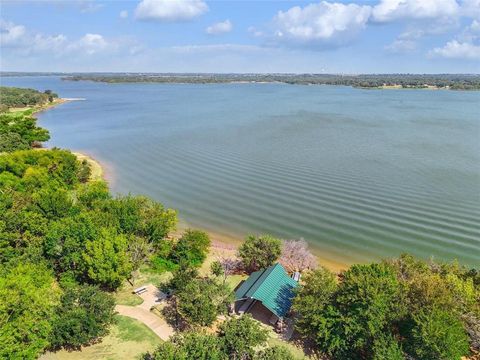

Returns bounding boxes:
[234,263,298,325]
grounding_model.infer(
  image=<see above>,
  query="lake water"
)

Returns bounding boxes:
[2,76,479,268]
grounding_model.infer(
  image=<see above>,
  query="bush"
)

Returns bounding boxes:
[409,307,470,360]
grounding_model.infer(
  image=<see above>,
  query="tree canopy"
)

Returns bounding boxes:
[293,254,479,359]
[0,148,177,357]
[238,234,282,272]
[0,262,60,359]
[143,315,284,360]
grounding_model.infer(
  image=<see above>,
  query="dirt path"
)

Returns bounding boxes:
[115,284,174,341]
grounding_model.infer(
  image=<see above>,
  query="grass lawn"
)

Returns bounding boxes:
[226,274,247,291]
[268,336,311,359]
[40,315,161,360]
[114,266,171,306]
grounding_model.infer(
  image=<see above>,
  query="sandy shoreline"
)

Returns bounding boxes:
[173,223,349,273]
[72,152,104,182]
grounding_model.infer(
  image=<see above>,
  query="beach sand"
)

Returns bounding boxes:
[173,222,349,274]
[72,152,104,182]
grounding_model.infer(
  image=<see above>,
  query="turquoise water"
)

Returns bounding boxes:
[2,76,479,267]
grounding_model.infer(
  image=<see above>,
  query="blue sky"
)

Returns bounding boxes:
[1,0,479,73]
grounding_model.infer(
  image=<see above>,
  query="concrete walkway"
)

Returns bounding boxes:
[115,284,174,340]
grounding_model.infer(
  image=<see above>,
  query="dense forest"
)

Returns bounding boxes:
[0,87,479,360]
[62,73,480,90]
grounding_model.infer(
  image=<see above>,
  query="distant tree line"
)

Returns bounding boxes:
[63,73,480,90]
[0,86,58,152]
[0,86,58,110]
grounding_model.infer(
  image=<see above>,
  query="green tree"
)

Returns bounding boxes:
[166,262,199,293]
[292,267,340,353]
[172,332,223,360]
[43,213,98,276]
[336,263,401,355]
[0,132,30,152]
[77,181,110,209]
[0,262,61,359]
[408,307,469,360]
[172,229,210,267]
[128,236,153,277]
[218,315,268,359]
[82,227,132,289]
[34,187,74,219]
[177,278,233,327]
[143,341,180,360]
[96,196,176,242]
[211,260,224,277]
[238,234,282,272]
[77,159,91,183]
[49,284,115,349]
[257,345,295,360]
[143,332,223,360]
[140,198,177,244]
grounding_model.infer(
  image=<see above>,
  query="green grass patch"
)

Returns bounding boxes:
[267,336,310,360]
[115,315,159,344]
[226,274,247,291]
[40,315,161,360]
[150,255,179,273]
[114,266,172,306]
[114,286,143,306]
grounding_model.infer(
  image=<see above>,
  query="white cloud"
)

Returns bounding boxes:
[372,0,460,22]
[430,40,480,59]
[471,19,480,32]
[270,1,371,48]
[206,20,232,35]
[0,20,140,58]
[120,10,128,19]
[170,43,263,54]
[78,0,104,13]
[0,20,67,53]
[135,0,208,22]
[67,33,108,55]
[385,39,417,52]
[32,33,68,53]
[0,20,27,47]
[247,26,263,38]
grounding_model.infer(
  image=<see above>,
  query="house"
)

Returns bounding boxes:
[234,263,298,325]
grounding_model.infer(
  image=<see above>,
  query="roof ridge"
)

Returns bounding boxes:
[244,264,276,297]
[250,263,284,298]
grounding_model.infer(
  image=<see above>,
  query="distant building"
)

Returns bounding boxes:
[234,263,298,325]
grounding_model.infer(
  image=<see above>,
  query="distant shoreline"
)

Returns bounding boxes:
[60,73,480,91]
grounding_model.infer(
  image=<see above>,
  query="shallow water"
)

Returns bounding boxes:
[2,76,479,267]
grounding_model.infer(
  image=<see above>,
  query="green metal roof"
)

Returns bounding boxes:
[235,263,298,318]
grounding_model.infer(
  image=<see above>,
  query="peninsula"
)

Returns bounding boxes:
[59,73,480,90]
